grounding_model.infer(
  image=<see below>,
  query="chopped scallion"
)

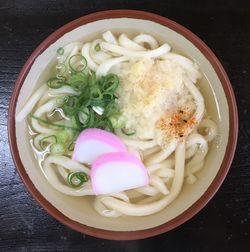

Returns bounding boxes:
[67,172,88,188]
[29,114,80,131]
[56,63,67,80]
[45,54,122,134]
[47,77,64,89]
[51,143,65,155]
[121,128,136,136]
[94,43,101,51]
[68,54,87,73]
[57,47,64,55]
[92,106,104,115]
[39,135,57,150]
[78,110,89,124]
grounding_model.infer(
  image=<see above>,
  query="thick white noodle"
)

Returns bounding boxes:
[156,168,175,178]
[58,42,82,65]
[96,56,129,77]
[109,192,130,202]
[185,145,198,159]
[186,148,207,172]
[33,133,50,150]
[118,33,146,51]
[48,86,79,96]
[187,161,204,176]
[137,194,162,205]
[127,146,142,160]
[57,165,69,180]
[162,177,172,183]
[81,43,98,71]
[44,155,90,174]
[68,45,81,59]
[16,84,48,122]
[120,138,157,150]
[90,39,112,64]
[162,53,201,82]
[94,196,122,217]
[102,31,118,44]
[100,41,171,58]
[149,175,169,195]
[186,133,207,152]
[198,119,218,142]
[125,190,143,200]
[31,99,58,134]
[142,146,161,158]
[43,155,93,196]
[135,185,159,196]
[94,192,129,218]
[133,34,159,49]
[145,140,177,165]
[147,159,174,174]
[98,141,185,216]
[185,134,208,183]
[36,92,50,108]
[183,78,205,125]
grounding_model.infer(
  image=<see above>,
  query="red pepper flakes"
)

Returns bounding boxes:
[156,108,197,143]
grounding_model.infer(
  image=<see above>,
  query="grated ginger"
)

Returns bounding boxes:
[116,58,197,144]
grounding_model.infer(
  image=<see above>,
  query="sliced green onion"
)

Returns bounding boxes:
[56,63,67,80]
[103,102,118,117]
[68,142,75,151]
[47,77,64,89]
[57,47,64,55]
[67,172,88,188]
[39,135,57,150]
[109,115,124,129]
[62,96,79,116]
[86,110,95,128]
[92,106,104,115]
[29,114,80,131]
[89,99,106,107]
[46,54,122,133]
[77,88,91,107]
[88,71,97,85]
[78,110,89,124]
[51,143,65,155]
[68,72,88,91]
[104,118,113,132]
[94,43,101,51]
[122,128,136,136]
[91,86,103,100]
[62,105,76,116]
[56,130,70,144]
[102,74,119,93]
[63,96,69,103]
[68,96,78,107]
[102,92,114,100]
[69,54,87,73]
[56,97,65,106]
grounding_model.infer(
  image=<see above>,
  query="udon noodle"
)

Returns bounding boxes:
[16,31,217,217]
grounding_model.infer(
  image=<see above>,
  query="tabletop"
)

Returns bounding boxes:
[0,0,249,251]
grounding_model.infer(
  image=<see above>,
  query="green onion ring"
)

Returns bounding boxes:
[69,54,87,73]
[47,77,64,89]
[57,47,64,55]
[67,172,88,188]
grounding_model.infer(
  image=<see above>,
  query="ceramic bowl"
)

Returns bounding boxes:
[8,10,238,240]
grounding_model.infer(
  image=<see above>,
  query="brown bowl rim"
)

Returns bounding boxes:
[8,9,238,240]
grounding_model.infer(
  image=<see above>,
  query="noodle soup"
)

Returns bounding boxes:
[16,30,218,218]
[13,15,232,235]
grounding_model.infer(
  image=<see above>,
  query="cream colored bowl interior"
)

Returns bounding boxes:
[15,18,229,231]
